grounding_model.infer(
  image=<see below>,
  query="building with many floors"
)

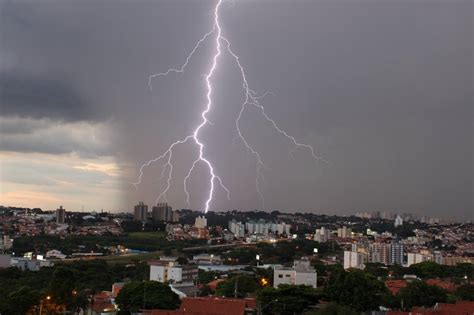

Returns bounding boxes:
[56,205,66,224]
[149,258,198,284]
[134,201,148,221]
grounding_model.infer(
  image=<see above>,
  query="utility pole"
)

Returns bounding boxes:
[234,276,238,298]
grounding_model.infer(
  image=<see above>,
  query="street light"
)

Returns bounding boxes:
[256,254,260,267]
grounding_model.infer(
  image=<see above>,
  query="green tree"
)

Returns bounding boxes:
[455,283,474,301]
[397,281,447,310]
[325,268,389,312]
[0,286,41,315]
[215,275,258,298]
[198,270,220,284]
[48,266,77,307]
[258,284,319,315]
[406,261,447,279]
[305,302,358,315]
[115,281,180,313]
[198,285,213,297]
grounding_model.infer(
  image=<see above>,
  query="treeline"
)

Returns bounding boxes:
[0,260,148,315]
[12,234,207,256]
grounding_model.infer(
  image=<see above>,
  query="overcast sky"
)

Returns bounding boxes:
[0,0,472,219]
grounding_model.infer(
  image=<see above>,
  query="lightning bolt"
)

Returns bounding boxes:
[134,0,323,213]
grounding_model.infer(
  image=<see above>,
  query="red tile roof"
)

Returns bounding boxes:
[206,279,225,291]
[385,280,407,295]
[146,297,256,315]
[425,279,458,293]
[387,301,474,315]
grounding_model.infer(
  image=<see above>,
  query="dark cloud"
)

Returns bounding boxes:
[0,0,472,219]
[0,73,100,121]
[0,117,113,157]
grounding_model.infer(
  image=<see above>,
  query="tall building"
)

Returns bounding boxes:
[369,243,389,265]
[394,215,403,227]
[134,201,148,221]
[172,210,180,223]
[389,242,404,265]
[337,226,352,238]
[228,220,245,238]
[344,250,367,269]
[152,203,172,222]
[314,227,331,243]
[56,206,66,224]
[194,216,207,229]
[246,220,270,235]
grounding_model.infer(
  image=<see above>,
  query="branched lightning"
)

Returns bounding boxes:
[134,0,322,212]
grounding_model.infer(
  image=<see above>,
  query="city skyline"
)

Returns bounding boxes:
[0,0,472,219]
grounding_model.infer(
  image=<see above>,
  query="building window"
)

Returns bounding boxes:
[278,274,283,278]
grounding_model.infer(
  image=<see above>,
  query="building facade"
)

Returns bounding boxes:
[273,259,317,288]
[152,203,173,222]
[149,259,198,284]
[134,201,148,221]
[56,205,66,224]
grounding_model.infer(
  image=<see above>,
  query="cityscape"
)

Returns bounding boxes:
[0,0,472,314]
[0,203,473,314]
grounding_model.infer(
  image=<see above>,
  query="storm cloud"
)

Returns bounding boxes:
[0,0,472,219]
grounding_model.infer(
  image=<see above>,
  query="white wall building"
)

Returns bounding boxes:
[314,227,331,243]
[229,220,245,238]
[337,226,352,238]
[394,215,403,227]
[344,250,367,269]
[407,250,443,267]
[194,216,207,229]
[273,259,317,288]
[149,259,198,284]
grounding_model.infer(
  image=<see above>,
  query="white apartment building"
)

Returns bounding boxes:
[273,259,317,288]
[369,243,389,265]
[229,220,245,238]
[194,216,207,229]
[407,250,443,266]
[314,227,331,243]
[394,215,403,227]
[344,250,367,269]
[149,259,198,284]
[337,226,352,238]
[389,242,404,265]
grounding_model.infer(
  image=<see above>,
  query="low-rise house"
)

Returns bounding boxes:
[273,258,317,288]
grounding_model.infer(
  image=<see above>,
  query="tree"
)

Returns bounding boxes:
[198,270,220,284]
[406,261,447,279]
[48,266,77,307]
[455,283,474,301]
[0,286,40,315]
[397,280,447,310]
[305,302,358,315]
[325,269,389,312]
[258,284,319,315]
[198,285,213,297]
[116,281,180,313]
[215,275,258,298]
